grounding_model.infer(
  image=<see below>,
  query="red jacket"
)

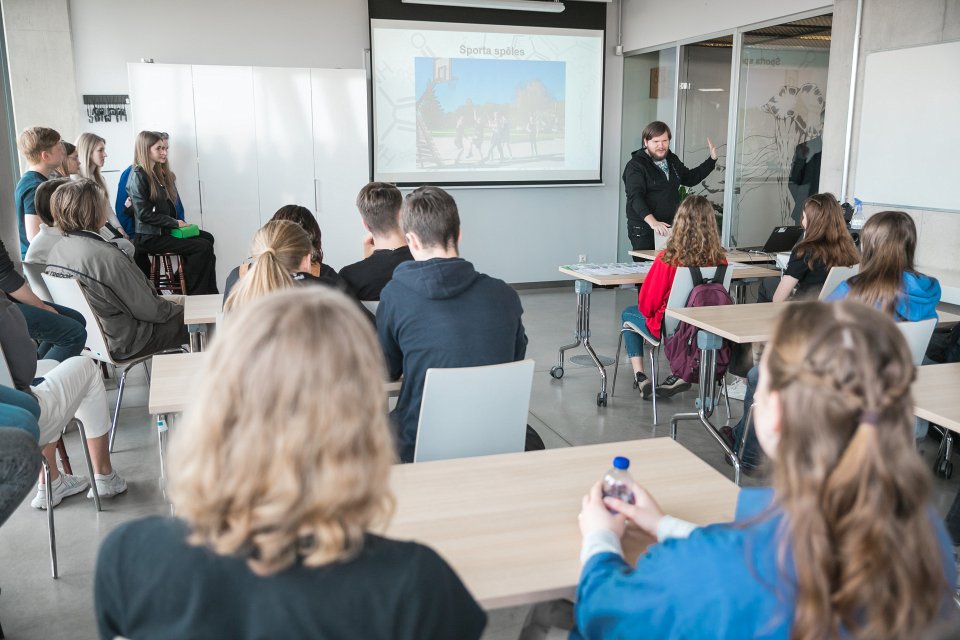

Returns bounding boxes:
[638,251,727,338]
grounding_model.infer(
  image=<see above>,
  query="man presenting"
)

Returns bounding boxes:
[623,121,718,253]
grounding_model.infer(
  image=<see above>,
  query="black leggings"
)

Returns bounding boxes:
[135,231,218,295]
[627,222,655,261]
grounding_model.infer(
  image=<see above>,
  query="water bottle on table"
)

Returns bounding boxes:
[602,456,636,512]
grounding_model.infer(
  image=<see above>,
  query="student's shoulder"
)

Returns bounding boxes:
[101,516,188,560]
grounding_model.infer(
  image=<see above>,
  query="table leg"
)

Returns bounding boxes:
[156,413,169,497]
[669,330,742,485]
[551,280,608,407]
[187,323,208,352]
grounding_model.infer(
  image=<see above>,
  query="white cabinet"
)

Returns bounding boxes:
[129,63,370,289]
[311,69,370,270]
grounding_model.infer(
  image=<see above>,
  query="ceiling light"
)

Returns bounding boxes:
[402,0,565,13]
[696,88,725,92]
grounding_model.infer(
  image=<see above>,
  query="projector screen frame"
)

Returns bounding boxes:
[367,0,607,188]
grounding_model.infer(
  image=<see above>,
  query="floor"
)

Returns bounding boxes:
[0,285,956,639]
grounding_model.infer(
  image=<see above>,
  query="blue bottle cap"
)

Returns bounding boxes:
[613,456,630,470]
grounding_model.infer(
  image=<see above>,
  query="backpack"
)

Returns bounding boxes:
[664,265,733,383]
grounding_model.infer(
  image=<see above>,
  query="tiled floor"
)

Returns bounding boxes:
[0,285,956,639]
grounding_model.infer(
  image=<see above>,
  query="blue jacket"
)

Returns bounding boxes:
[115,165,185,238]
[827,272,941,321]
[377,258,527,463]
[573,488,954,640]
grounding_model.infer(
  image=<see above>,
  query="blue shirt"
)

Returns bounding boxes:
[573,487,955,639]
[14,171,47,259]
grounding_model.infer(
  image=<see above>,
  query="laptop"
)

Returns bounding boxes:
[738,226,803,253]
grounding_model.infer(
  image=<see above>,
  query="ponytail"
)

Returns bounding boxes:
[223,220,312,314]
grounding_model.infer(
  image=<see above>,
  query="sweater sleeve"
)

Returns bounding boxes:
[623,161,655,222]
[0,299,38,392]
[637,256,677,338]
[0,237,26,293]
[677,156,717,187]
[377,287,404,381]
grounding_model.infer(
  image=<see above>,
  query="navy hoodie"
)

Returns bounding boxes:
[377,257,527,462]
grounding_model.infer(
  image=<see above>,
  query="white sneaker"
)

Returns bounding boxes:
[87,471,127,499]
[30,473,89,509]
[726,377,748,401]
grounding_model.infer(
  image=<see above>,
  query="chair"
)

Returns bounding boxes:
[42,273,185,451]
[896,318,937,366]
[150,253,187,295]
[361,300,380,316]
[21,262,52,301]
[612,266,734,425]
[818,264,860,300]
[413,359,535,463]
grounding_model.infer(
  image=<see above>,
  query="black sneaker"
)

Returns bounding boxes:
[656,374,691,398]
[633,372,652,400]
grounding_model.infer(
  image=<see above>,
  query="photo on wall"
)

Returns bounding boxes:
[414,57,565,170]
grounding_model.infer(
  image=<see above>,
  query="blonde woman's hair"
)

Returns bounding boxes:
[133,130,178,203]
[223,220,312,313]
[765,301,949,640]
[50,178,109,234]
[168,288,397,576]
[76,133,107,192]
[661,195,726,267]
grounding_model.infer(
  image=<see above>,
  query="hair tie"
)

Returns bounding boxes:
[860,410,880,426]
[261,248,277,257]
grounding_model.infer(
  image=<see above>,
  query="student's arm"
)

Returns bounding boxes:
[637,258,674,323]
[677,155,717,187]
[24,215,41,242]
[0,299,39,392]
[7,282,57,313]
[377,291,404,381]
[109,255,182,324]
[94,526,128,640]
[771,275,799,303]
[624,163,659,228]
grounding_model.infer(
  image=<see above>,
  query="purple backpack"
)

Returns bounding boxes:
[664,265,733,383]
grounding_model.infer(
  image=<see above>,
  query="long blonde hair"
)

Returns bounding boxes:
[76,133,107,192]
[133,130,178,203]
[224,220,312,313]
[661,195,726,267]
[168,288,396,575]
[765,301,948,640]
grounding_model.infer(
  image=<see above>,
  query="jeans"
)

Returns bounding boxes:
[732,366,762,468]
[16,300,87,363]
[621,306,657,359]
[0,428,41,527]
[0,386,41,441]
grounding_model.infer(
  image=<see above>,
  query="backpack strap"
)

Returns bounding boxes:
[713,264,728,284]
[689,266,704,287]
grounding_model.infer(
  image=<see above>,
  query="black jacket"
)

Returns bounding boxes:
[0,236,26,294]
[623,149,717,226]
[126,166,181,237]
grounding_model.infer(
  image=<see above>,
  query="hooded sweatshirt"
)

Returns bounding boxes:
[828,271,941,321]
[378,257,527,462]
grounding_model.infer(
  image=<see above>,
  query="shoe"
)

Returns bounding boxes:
[723,453,763,478]
[88,470,127,499]
[31,473,89,509]
[725,377,747,401]
[656,375,691,398]
[719,426,736,449]
[633,372,652,400]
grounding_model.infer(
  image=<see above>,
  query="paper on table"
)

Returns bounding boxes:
[562,262,652,277]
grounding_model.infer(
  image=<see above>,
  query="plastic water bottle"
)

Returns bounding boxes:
[602,457,636,510]
[850,197,865,229]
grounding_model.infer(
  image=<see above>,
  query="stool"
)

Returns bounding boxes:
[149,253,187,295]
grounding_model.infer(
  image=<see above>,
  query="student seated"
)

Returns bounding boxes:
[23,177,71,265]
[0,426,41,527]
[53,141,79,179]
[222,220,320,311]
[127,130,218,294]
[340,182,413,301]
[0,297,126,508]
[760,192,860,302]
[94,289,486,640]
[575,301,956,639]
[378,186,527,463]
[223,206,344,298]
[45,179,187,360]
[76,133,136,258]
[115,133,185,239]
[620,195,726,399]
[15,126,65,258]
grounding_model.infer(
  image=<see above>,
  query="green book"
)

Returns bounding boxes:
[170,224,200,239]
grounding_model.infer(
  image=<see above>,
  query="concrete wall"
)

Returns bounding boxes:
[821,0,960,291]
[0,10,20,260]
[52,0,623,283]
[621,0,832,52]
[1,0,80,159]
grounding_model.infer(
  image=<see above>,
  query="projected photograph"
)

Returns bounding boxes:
[414,57,565,170]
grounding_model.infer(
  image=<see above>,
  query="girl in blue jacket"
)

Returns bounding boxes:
[575,300,955,640]
[826,210,940,320]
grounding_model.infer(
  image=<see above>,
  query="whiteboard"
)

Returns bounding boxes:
[854,40,960,213]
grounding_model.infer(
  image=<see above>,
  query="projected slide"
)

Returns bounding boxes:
[372,20,603,185]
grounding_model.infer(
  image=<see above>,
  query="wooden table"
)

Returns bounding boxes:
[629,248,776,264]
[386,438,739,609]
[148,352,402,480]
[183,294,223,351]
[554,263,781,407]
[913,363,960,434]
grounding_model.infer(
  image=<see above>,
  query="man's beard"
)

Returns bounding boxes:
[646,147,668,160]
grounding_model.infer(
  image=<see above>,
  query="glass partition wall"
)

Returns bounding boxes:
[618,13,832,253]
